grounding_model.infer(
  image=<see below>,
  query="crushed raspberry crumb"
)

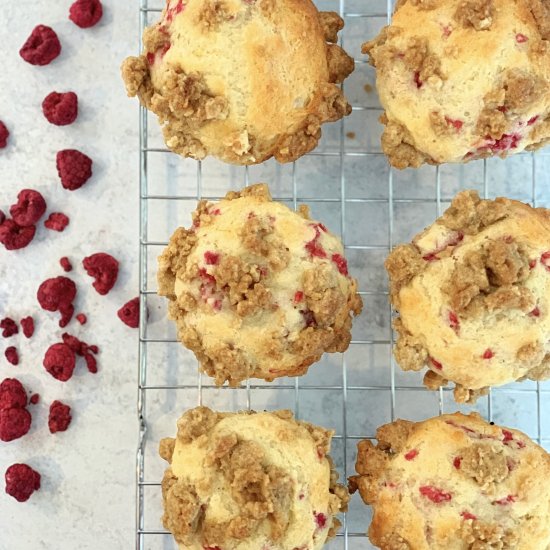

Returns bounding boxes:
[9,189,46,227]
[117,297,140,329]
[60,257,73,272]
[0,379,27,410]
[37,276,76,327]
[4,464,41,502]
[29,394,40,405]
[0,121,9,149]
[492,495,516,505]
[43,343,76,382]
[331,253,348,276]
[0,408,31,442]
[482,349,494,359]
[42,92,78,126]
[0,219,36,250]
[404,449,419,461]
[82,252,119,295]
[44,212,69,232]
[48,400,72,433]
[445,117,463,131]
[1,318,18,338]
[294,291,304,304]
[204,251,220,265]
[419,485,452,503]
[530,306,540,317]
[448,311,459,332]
[69,0,103,28]
[485,133,521,153]
[5,347,19,366]
[314,512,327,529]
[76,313,87,325]
[453,456,462,469]
[429,357,443,370]
[461,511,477,521]
[19,25,61,66]
[541,251,550,272]
[516,33,528,43]
[56,149,93,191]
[20,317,34,338]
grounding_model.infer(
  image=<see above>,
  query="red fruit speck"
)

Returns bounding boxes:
[429,357,443,370]
[37,276,76,327]
[60,257,73,272]
[48,400,72,433]
[314,512,327,529]
[492,495,516,505]
[76,313,87,325]
[404,449,419,461]
[445,117,464,131]
[0,121,9,149]
[5,347,19,366]
[461,511,477,521]
[0,219,36,250]
[43,343,76,382]
[203,547,221,550]
[502,429,513,443]
[83,253,119,295]
[448,311,459,332]
[541,251,550,272]
[482,349,494,359]
[0,379,27,410]
[453,456,462,469]
[0,318,18,338]
[204,251,220,265]
[19,25,61,66]
[305,224,327,259]
[419,485,452,503]
[10,189,46,227]
[486,133,521,153]
[117,297,140,329]
[4,464,41,502]
[516,33,528,43]
[527,116,539,126]
[56,149,93,191]
[30,394,40,405]
[42,92,78,126]
[530,306,540,317]
[294,291,304,304]
[0,408,31,442]
[69,0,103,28]
[422,253,439,262]
[44,212,70,232]
[20,317,34,339]
[331,253,348,276]
[442,24,452,38]
[414,71,423,88]
[529,259,537,269]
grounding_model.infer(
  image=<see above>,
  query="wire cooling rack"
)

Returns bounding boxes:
[135,1,550,548]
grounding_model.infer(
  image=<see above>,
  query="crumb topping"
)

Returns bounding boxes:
[455,0,494,31]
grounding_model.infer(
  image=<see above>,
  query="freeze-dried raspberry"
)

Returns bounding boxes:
[60,257,73,272]
[56,149,93,191]
[30,394,40,405]
[42,92,78,126]
[37,277,76,327]
[404,449,418,461]
[19,25,61,66]
[76,313,87,325]
[61,333,99,373]
[0,379,27,410]
[5,347,19,366]
[0,210,5,224]
[117,297,139,328]
[84,353,97,373]
[20,316,34,338]
[44,212,69,232]
[48,400,72,433]
[43,343,76,382]
[0,408,31,442]
[83,252,119,295]
[0,220,36,250]
[5,464,41,502]
[0,318,18,338]
[69,0,103,28]
[9,189,47,227]
[0,121,9,149]
[314,512,327,529]
[331,253,348,276]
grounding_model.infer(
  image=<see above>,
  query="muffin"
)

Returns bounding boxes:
[159,406,349,550]
[121,0,354,165]
[386,190,550,402]
[157,183,362,386]
[349,412,550,550]
[363,0,550,168]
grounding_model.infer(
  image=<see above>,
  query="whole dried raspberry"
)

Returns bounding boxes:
[0,379,27,410]
[60,257,73,272]
[5,347,19,366]
[5,464,41,502]
[69,0,103,28]
[83,253,119,295]
[0,121,9,149]
[19,25,61,66]
[0,318,18,338]
[117,297,139,328]
[9,189,47,227]
[20,316,34,338]
[0,219,36,250]
[43,343,76,382]
[56,149,93,191]
[0,408,32,442]
[48,400,72,433]
[37,277,76,327]
[42,92,78,126]
[44,212,69,232]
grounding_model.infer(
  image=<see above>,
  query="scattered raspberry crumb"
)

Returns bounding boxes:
[0,379,27,410]
[0,318,18,338]
[331,253,348,276]
[69,0,103,28]
[492,495,516,505]
[83,252,119,295]
[516,33,528,43]
[42,92,78,126]
[0,219,36,250]
[460,511,477,521]
[0,121,9,149]
[37,276,76,327]
[419,485,452,503]
[404,449,419,461]
[44,212,69,232]
[5,347,19,366]
[0,408,31,442]
[20,316,34,338]
[294,291,304,304]
[429,357,443,370]
[314,512,327,529]
[117,297,139,329]
[482,349,494,359]
[56,149,93,191]
[204,251,220,265]
[43,343,76,382]
[48,400,72,433]
[453,456,462,469]
[29,394,40,405]
[19,25,61,66]
[60,257,73,272]
[4,464,41,502]
[76,313,87,325]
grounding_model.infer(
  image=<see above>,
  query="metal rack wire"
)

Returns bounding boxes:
[135,1,550,548]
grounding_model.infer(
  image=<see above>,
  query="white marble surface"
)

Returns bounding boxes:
[1,1,550,550]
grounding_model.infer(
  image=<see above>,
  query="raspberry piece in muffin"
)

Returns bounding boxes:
[157,183,362,386]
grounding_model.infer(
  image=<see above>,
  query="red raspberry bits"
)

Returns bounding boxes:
[331,253,348,276]
[42,92,78,126]
[0,219,36,250]
[541,251,550,272]
[5,464,41,502]
[56,149,93,191]
[30,394,40,405]
[492,494,516,505]
[0,408,32,442]
[9,189,47,227]
[453,456,462,469]
[516,33,528,43]
[448,311,460,333]
[61,333,99,374]
[419,485,452,503]
[20,316,34,338]
[404,449,419,461]
[0,379,27,410]
[461,511,477,521]
[482,348,494,359]
[43,343,76,382]
[48,400,72,433]
[0,210,4,224]
[69,0,103,28]
[429,357,443,370]
[44,212,70,232]
[0,121,9,149]
[19,25,61,66]
[0,318,18,338]
[305,224,327,259]
[60,256,73,272]
[76,313,87,325]
[117,297,139,328]
[294,291,304,304]
[204,251,220,265]
[445,117,464,131]
[37,276,76,327]
[83,252,119,295]
[530,306,540,317]
[5,347,19,366]
[314,512,327,529]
